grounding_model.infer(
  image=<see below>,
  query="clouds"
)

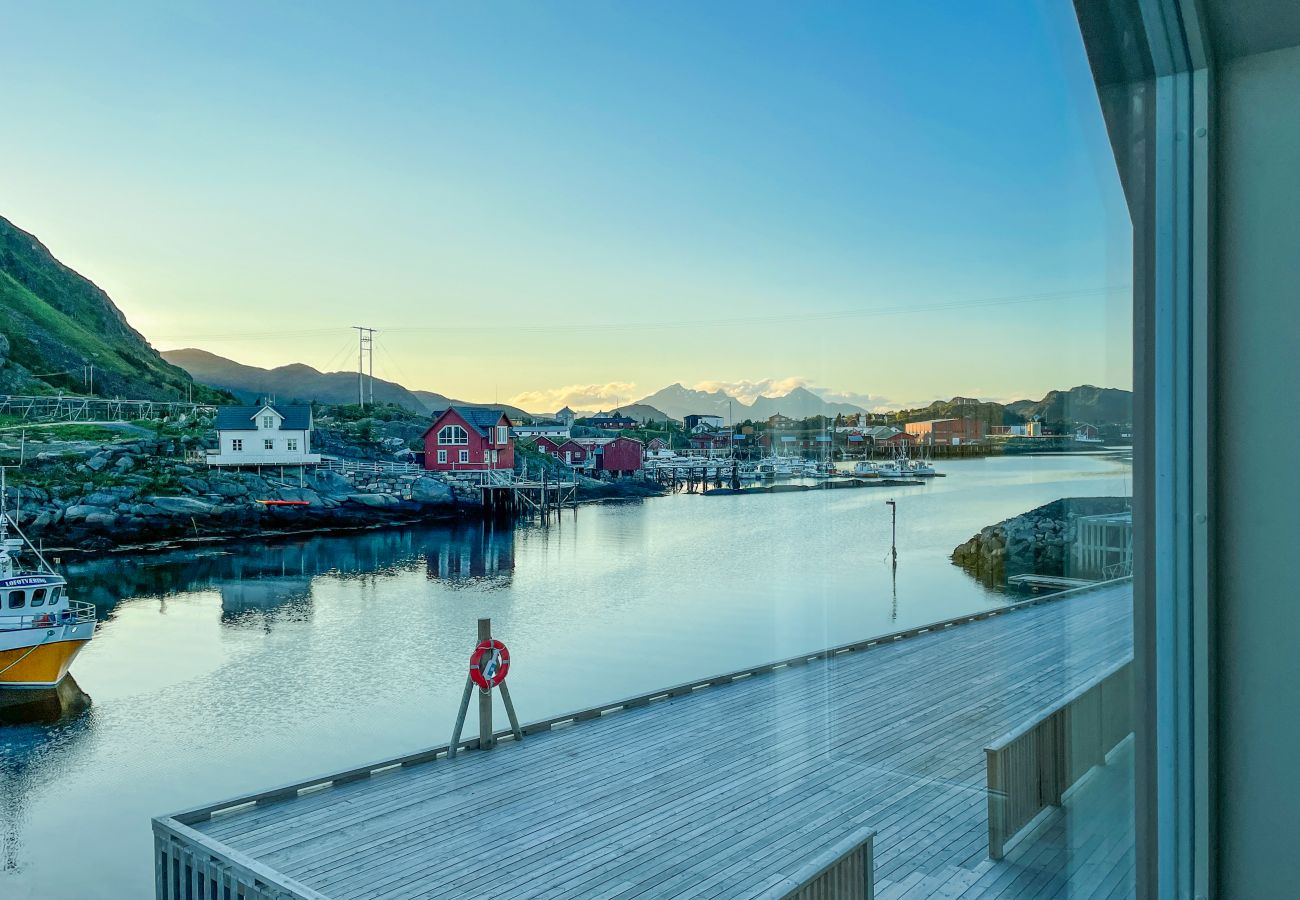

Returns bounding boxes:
[507,381,639,412]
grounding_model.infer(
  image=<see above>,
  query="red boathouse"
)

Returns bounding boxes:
[422,407,515,472]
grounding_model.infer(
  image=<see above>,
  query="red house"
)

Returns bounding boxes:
[534,436,590,467]
[573,436,643,476]
[422,407,515,472]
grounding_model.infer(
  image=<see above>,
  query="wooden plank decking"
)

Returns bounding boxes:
[164,582,1134,899]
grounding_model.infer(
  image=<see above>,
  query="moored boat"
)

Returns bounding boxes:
[0,494,94,689]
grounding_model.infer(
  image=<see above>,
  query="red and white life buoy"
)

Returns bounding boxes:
[469,638,510,691]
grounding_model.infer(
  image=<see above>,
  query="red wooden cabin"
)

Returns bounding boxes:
[422,407,514,472]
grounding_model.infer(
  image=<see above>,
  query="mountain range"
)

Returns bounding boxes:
[161,349,533,421]
[627,383,867,423]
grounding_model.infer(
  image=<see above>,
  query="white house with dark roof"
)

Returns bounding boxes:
[209,404,321,466]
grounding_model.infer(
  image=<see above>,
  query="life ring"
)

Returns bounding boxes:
[469,639,510,691]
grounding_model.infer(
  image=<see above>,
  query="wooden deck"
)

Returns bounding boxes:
[162,582,1134,899]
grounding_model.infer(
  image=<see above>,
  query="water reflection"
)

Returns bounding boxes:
[0,676,92,875]
[426,523,515,588]
[60,520,516,619]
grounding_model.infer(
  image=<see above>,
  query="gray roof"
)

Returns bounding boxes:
[215,404,312,432]
[431,406,511,438]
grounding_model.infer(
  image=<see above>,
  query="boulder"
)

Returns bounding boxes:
[83,490,122,508]
[64,504,111,523]
[410,478,453,505]
[345,493,400,509]
[84,511,119,528]
[273,487,323,505]
[209,479,248,499]
[178,476,210,494]
[113,455,136,472]
[148,496,214,515]
[85,452,112,472]
[306,469,354,498]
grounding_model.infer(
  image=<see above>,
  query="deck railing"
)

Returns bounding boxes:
[0,599,95,631]
[984,657,1134,859]
[154,818,327,900]
[766,826,876,899]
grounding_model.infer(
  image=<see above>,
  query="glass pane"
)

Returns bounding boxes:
[0,3,1141,898]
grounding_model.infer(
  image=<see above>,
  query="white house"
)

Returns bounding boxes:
[208,404,321,467]
[512,423,572,440]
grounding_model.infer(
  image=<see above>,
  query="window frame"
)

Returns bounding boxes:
[231,439,243,452]
[438,424,469,445]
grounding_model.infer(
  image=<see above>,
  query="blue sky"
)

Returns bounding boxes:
[0,1,1131,410]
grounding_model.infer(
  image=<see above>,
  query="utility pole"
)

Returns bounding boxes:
[352,326,377,408]
[885,498,897,563]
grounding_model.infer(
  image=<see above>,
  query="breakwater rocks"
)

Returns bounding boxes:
[951,496,1131,584]
[5,444,474,553]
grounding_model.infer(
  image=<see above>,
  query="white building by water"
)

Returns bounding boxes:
[208,403,321,467]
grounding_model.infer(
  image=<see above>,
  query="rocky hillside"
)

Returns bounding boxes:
[1005,385,1133,427]
[0,216,227,401]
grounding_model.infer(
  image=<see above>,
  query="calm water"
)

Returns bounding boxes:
[0,452,1130,898]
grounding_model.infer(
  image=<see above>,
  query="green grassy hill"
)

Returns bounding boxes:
[0,216,227,401]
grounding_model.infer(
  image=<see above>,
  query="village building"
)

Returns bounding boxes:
[555,407,576,426]
[209,403,320,467]
[422,407,514,472]
[534,436,591,468]
[689,432,733,451]
[587,411,639,431]
[512,423,571,440]
[684,414,725,432]
[904,417,987,445]
[767,413,794,429]
[571,436,644,476]
[646,437,668,452]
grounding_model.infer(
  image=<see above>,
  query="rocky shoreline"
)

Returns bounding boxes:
[950,496,1131,585]
[4,436,663,555]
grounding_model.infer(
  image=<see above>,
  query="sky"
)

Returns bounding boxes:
[0,1,1131,412]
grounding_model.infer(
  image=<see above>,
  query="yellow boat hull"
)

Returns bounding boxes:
[0,638,89,689]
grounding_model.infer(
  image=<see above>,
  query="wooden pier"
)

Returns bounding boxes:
[153,581,1134,899]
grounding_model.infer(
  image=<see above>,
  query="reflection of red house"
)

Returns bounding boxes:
[422,407,515,472]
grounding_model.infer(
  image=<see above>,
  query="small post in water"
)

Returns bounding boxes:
[885,498,897,563]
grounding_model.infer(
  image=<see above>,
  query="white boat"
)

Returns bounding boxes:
[906,459,938,476]
[852,461,881,478]
[0,489,95,689]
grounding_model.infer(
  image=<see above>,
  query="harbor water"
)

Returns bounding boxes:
[0,452,1130,899]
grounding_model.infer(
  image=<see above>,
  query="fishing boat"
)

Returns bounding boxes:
[0,487,95,689]
[852,461,881,478]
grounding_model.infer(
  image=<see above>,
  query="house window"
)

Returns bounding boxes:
[497,425,508,444]
[232,439,243,452]
[263,415,275,428]
[287,438,298,451]
[438,425,469,445]
[437,449,447,464]
[264,439,274,451]
[459,449,469,464]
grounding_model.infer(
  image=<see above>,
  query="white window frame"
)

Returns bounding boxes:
[458,449,469,464]
[262,415,275,429]
[438,425,469,445]
[232,439,243,452]
[264,438,274,451]
[496,425,508,444]
[287,438,298,452]
[437,449,447,464]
